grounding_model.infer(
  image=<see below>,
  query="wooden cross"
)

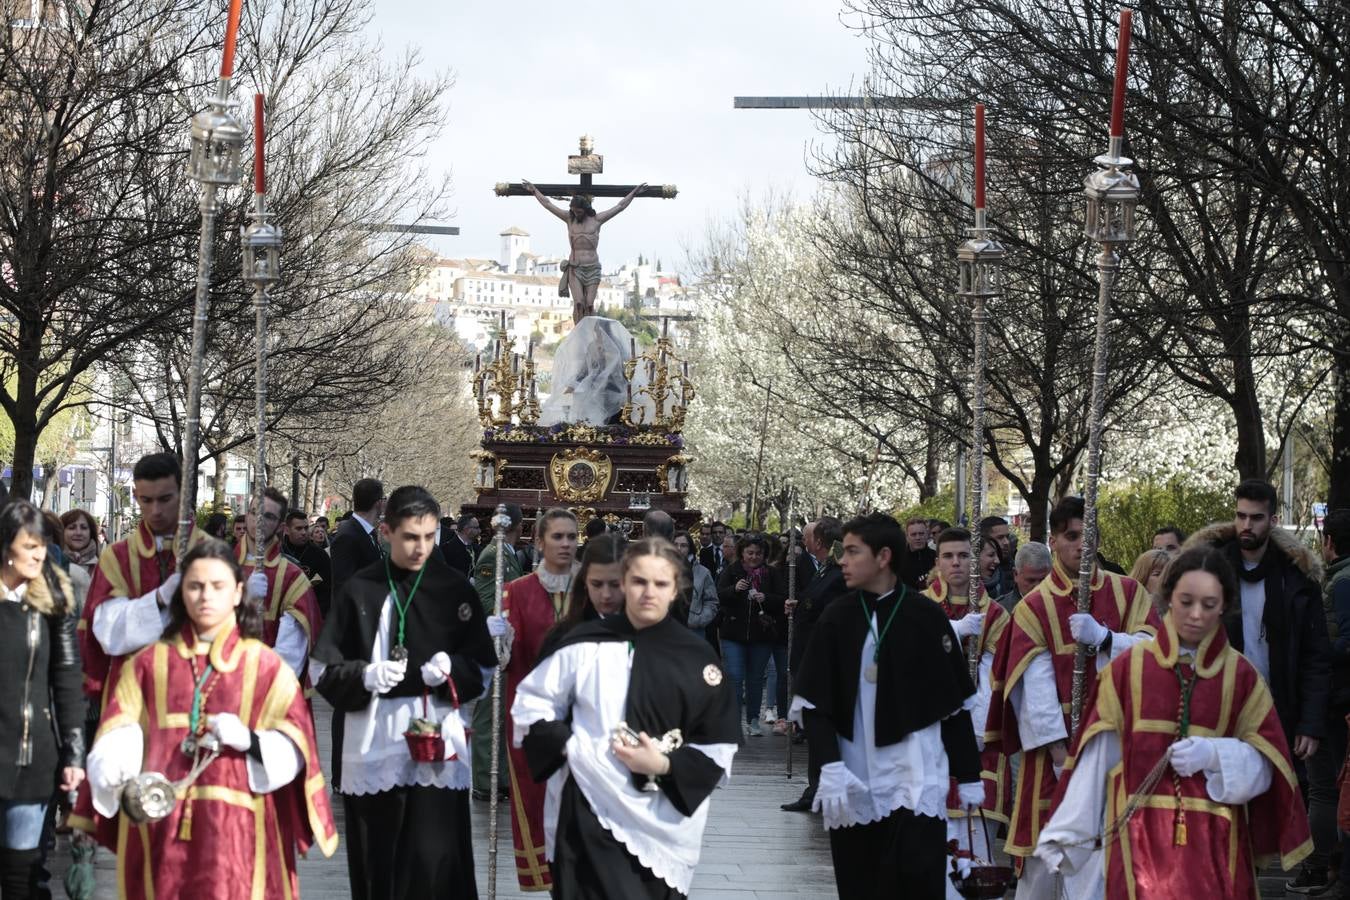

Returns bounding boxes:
[494,135,677,200]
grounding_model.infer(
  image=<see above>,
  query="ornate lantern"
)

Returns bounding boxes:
[1082,140,1140,246]
[187,97,246,187]
[241,207,283,288]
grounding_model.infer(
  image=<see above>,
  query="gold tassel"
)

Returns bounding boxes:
[1173,818,1187,846]
[178,790,193,842]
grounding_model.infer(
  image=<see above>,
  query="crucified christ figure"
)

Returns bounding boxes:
[522,179,646,322]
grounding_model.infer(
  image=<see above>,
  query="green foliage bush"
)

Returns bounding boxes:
[1097,476,1232,567]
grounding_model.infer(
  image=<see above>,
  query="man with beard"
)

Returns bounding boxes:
[282,508,332,618]
[781,516,847,813]
[1186,479,1331,895]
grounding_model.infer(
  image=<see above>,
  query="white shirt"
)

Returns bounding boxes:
[2,581,28,604]
[1240,560,1270,682]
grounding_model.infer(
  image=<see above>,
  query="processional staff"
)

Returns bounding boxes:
[955,103,1005,683]
[486,503,512,900]
[784,487,797,778]
[1070,9,1141,737]
[176,0,247,558]
[242,94,283,559]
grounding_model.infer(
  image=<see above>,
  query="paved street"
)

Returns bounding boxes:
[48,700,1308,898]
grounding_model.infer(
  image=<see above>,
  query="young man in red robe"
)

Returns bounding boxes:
[77,540,338,899]
[235,487,323,685]
[923,527,1011,892]
[80,452,208,708]
[491,507,579,892]
[1035,547,1311,897]
[985,496,1160,898]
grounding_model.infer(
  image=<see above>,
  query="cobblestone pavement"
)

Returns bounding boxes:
[47,701,1307,898]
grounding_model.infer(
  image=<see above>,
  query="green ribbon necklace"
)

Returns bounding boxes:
[858,584,906,683]
[385,558,428,661]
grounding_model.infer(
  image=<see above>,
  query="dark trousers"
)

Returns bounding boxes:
[1307,709,1349,878]
[470,688,509,794]
[342,785,478,900]
[550,777,681,900]
[828,807,946,900]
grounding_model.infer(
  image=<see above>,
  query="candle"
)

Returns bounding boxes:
[682,361,689,378]
[512,353,519,374]
[221,0,243,79]
[499,310,506,329]
[974,103,985,210]
[662,317,669,338]
[474,353,481,373]
[629,337,636,359]
[1109,9,1133,138]
[527,340,534,361]
[253,94,265,194]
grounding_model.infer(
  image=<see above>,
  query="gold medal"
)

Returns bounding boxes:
[864,663,878,683]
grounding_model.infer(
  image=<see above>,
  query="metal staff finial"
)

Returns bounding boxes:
[956,102,1004,683]
[1070,9,1140,738]
[486,502,511,900]
[175,2,246,559]
[243,93,282,563]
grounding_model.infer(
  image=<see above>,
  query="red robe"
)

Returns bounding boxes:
[235,539,324,689]
[923,576,1012,823]
[79,521,207,704]
[1052,616,1311,897]
[985,559,1159,859]
[71,625,338,899]
[503,571,568,892]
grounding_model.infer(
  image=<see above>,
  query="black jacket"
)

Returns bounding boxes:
[1186,522,1330,742]
[716,561,787,644]
[441,536,476,577]
[282,539,332,618]
[699,545,726,581]
[329,516,383,598]
[789,558,848,670]
[0,566,85,801]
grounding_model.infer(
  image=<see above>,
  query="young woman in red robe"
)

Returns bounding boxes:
[1035,547,1311,897]
[490,508,579,892]
[78,539,337,899]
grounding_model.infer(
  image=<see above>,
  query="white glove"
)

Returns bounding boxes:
[1068,613,1109,647]
[89,749,136,794]
[208,712,252,752]
[1169,736,1218,777]
[957,781,984,812]
[362,659,407,694]
[246,572,269,602]
[953,854,973,879]
[813,761,868,825]
[486,615,513,639]
[953,612,984,640]
[154,573,181,607]
[421,651,451,687]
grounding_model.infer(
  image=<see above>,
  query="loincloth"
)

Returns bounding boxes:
[559,261,603,297]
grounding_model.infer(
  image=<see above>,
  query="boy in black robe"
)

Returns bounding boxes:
[312,485,498,900]
[791,513,982,900]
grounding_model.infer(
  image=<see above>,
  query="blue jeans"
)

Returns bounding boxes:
[0,800,47,850]
[722,641,788,724]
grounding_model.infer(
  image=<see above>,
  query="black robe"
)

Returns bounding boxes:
[312,553,498,790]
[520,614,741,900]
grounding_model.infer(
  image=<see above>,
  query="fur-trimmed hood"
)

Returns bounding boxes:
[23,566,73,616]
[1184,521,1324,584]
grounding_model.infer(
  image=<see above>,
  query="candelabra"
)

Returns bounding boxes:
[242,94,282,561]
[621,318,695,430]
[473,313,539,427]
[1071,10,1141,738]
[956,102,1005,683]
[176,1,246,557]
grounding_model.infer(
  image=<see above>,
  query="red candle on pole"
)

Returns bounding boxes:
[253,94,265,194]
[974,103,985,211]
[221,0,243,79]
[1108,8,1133,138]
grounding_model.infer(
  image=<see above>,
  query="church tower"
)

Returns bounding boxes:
[499,226,529,272]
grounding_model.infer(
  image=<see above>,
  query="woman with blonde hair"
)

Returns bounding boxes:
[1129,547,1172,599]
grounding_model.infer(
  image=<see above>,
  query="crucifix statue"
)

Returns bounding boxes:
[496,136,677,322]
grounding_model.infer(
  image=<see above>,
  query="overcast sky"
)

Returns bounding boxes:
[372,0,869,269]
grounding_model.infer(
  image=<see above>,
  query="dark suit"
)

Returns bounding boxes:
[282,539,332,618]
[699,545,726,580]
[441,536,476,577]
[329,516,382,597]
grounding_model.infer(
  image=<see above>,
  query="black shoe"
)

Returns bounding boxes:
[1286,865,1333,895]
[497,787,510,801]
[471,788,491,802]
[781,786,816,812]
